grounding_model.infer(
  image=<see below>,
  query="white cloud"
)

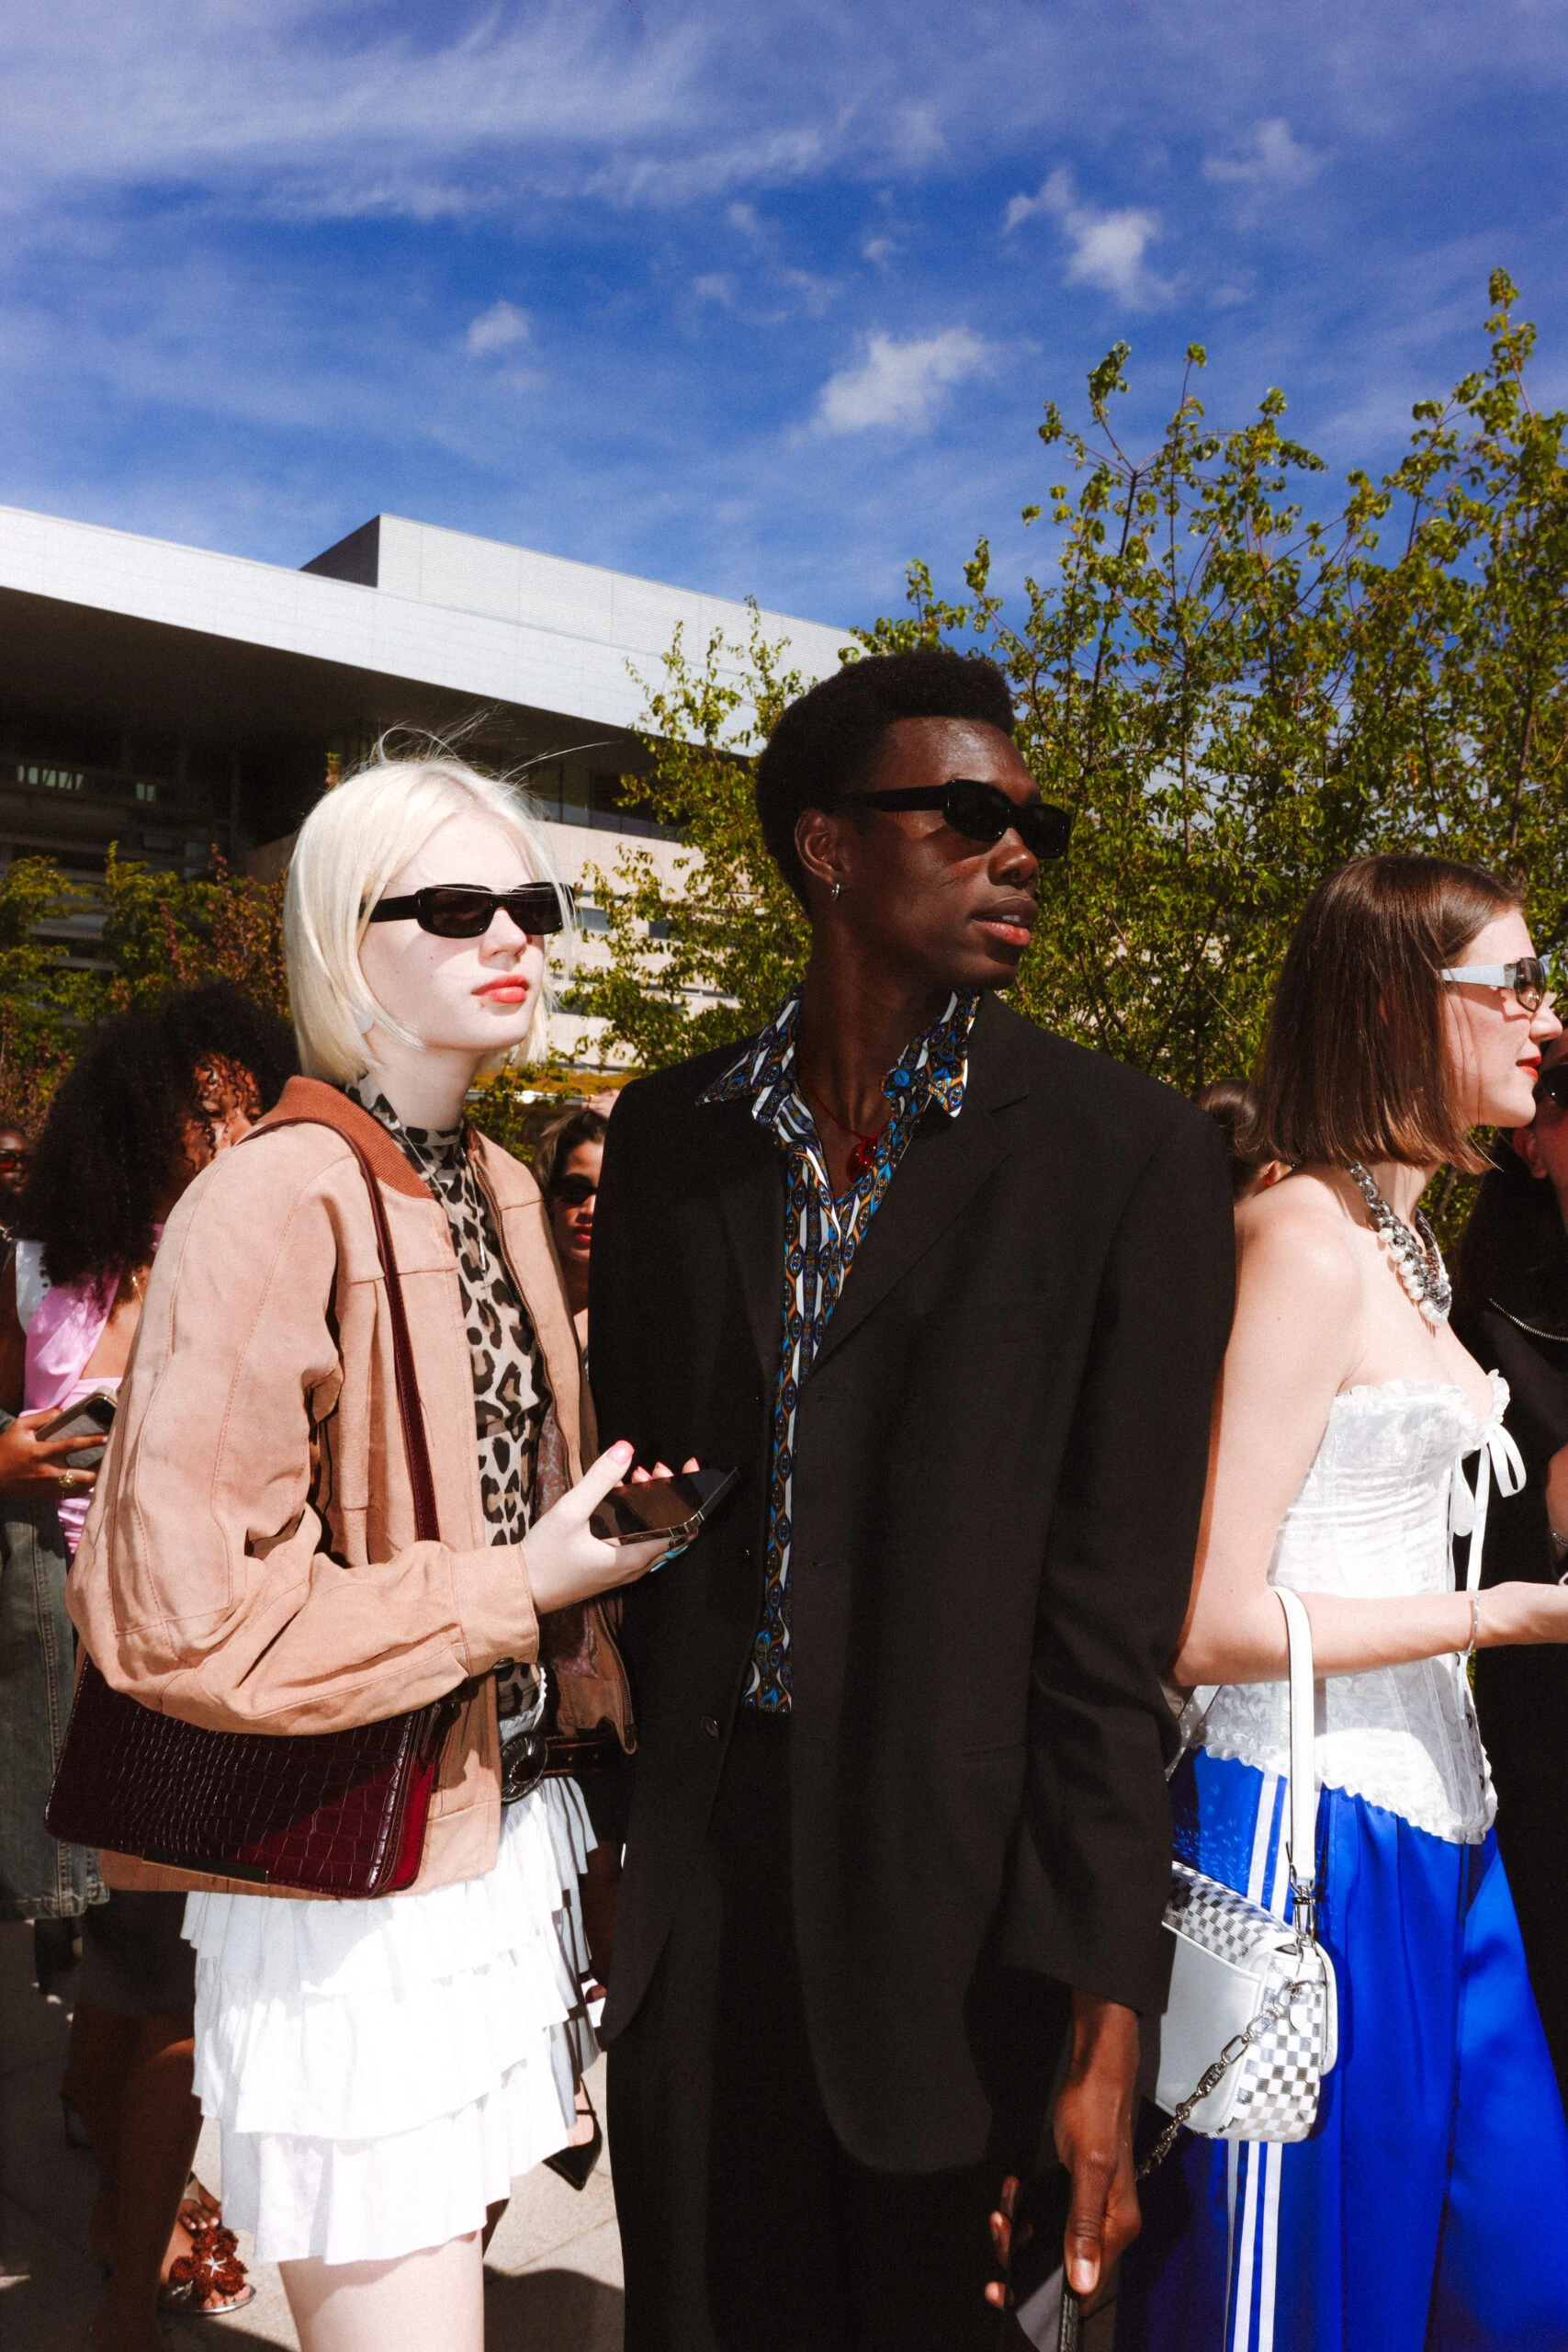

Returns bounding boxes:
[1002,166,1070,234]
[862,235,897,268]
[814,326,994,434]
[1003,166,1167,305]
[692,272,734,303]
[465,300,531,356]
[1203,118,1321,189]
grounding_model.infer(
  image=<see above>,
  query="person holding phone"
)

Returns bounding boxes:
[67,753,675,2352]
[590,648,1235,2350]
[0,982,295,2349]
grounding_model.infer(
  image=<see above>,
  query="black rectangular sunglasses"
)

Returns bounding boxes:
[1536,1064,1568,1112]
[830,776,1073,861]
[366,883,572,939]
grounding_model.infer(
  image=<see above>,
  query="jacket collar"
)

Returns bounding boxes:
[250,1077,438,1203]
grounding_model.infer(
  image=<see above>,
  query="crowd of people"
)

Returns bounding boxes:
[1,645,1566,2352]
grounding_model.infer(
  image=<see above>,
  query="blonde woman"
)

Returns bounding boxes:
[69,756,672,2352]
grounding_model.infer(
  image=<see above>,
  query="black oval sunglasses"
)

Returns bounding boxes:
[366,883,573,939]
[829,776,1072,861]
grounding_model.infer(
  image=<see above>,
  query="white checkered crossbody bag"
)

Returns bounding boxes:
[1145,1588,1338,2175]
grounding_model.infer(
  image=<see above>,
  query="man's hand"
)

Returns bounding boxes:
[985,1992,1142,2317]
[1055,1992,1140,2302]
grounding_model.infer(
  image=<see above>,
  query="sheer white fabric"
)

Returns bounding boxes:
[184,1777,596,2264]
[1202,1378,1513,1846]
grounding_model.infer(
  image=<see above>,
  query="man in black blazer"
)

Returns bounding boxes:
[591,649,1235,2351]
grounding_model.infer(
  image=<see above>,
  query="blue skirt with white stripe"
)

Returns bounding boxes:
[1114,1750,1568,2352]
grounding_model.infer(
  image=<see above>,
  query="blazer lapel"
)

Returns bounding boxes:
[810,1003,1029,1374]
[709,1103,787,1378]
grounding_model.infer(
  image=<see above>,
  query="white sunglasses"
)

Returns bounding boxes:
[1439,958,1551,1012]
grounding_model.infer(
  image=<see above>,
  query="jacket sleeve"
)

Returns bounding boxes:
[66,1137,537,1736]
[1002,1104,1235,2013]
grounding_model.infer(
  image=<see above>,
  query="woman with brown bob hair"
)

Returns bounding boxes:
[1117,855,1568,2352]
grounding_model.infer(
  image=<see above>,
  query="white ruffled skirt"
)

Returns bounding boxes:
[183,1780,596,2265]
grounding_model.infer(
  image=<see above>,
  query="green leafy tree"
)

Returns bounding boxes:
[572,278,1568,1125]
[0,849,290,1135]
[563,605,820,1067]
[96,848,288,1020]
[0,859,96,1131]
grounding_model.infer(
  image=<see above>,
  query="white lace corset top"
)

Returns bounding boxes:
[1201,1376,1518,1845]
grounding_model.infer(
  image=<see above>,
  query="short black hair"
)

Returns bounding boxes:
[17,981,296,1295]
[753,647,1016,904]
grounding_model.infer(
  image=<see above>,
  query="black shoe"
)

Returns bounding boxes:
[542,2096,603,2192]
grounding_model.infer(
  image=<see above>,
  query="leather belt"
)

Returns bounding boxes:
[542,1727,622,1779]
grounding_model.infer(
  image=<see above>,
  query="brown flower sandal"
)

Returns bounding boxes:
[159,2215,254,2317]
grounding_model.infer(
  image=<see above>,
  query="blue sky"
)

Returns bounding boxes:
[3,0,1565,633]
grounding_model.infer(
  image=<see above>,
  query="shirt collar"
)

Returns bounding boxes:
[700,988,979,1127]
[346,1074,467,1174]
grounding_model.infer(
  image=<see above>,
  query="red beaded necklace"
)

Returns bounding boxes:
[798,1070,888,1184]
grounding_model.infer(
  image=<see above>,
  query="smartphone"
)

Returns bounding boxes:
[999,2164,1079,2350]
[588,1465,739,1548]
[37,1388,118,1471]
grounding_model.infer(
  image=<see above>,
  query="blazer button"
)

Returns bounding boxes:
[702,1713,721,1739]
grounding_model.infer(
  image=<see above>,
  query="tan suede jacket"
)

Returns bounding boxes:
[67,1079,629,1899]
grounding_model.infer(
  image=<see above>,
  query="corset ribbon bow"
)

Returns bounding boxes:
[1448,1418,1527,1593]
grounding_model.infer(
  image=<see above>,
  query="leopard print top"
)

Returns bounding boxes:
[350,1080,557,1793]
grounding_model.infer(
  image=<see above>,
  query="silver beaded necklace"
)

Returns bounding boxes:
[1347,1161,1452,1328]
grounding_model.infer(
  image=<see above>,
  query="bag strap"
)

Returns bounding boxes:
[1277,1587,1316,1933]
[248,1116,439,1547]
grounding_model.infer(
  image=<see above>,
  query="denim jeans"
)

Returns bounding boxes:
[0,1472,102,1921]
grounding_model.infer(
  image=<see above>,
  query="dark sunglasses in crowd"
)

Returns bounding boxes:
[550,1172,599,1208]
[828,776,1074,863]
[0,1148,30,1170]
[366,882,573,939]
[1535,1064,1568,1114]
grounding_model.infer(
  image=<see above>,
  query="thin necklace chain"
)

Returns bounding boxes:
[1347,1161,1452,1328]
[796,1068,889,1184]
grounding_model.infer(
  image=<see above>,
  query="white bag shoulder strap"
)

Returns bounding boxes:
[1276,1587,1317,1930]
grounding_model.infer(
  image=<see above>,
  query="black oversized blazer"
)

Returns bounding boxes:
[591,993,1235,2171]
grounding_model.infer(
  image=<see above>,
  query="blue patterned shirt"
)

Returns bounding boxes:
[700,988,978,1711]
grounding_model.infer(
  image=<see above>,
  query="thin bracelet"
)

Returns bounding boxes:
[1462,1589,1481,1667]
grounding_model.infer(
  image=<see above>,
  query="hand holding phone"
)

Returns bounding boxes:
[35,1389,118,1471]
[0,1407,111,1501]
[524,1446,728,1614]
[987,2166,1079,2348]
[588,1465,739,1549]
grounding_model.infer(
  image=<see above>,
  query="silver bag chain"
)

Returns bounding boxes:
[1135,1970,1318,2182]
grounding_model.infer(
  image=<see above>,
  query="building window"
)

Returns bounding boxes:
[17,763,85,793]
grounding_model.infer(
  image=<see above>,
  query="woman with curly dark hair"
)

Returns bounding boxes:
[0,980,293,2352]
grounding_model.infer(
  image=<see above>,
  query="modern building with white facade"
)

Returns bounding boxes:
[0,503,852,1060]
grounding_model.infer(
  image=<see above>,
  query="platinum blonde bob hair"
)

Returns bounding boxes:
[284,753,574,1083]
